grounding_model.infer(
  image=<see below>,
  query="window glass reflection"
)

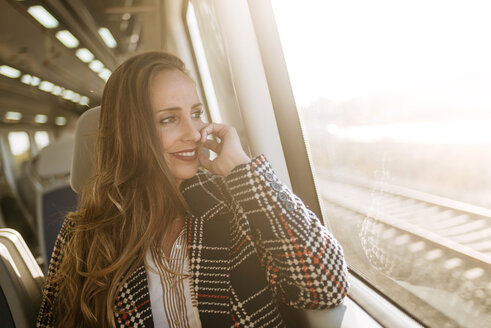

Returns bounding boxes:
[272,0,491,327]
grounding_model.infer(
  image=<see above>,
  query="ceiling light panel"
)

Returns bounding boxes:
[0,65,21,78]
[35,114,48,124]
[5,112,22,121]
[55,30,79,48]
[39,81,54,92]
[72,93,81,102]
[75,48,95,63]
[89,60,104,73]
[79,96,90,106]
[98,27,117,48]
[98,68,111,81]
[52,86,63,96]
[27,5,59,29]
[62,89,75,100]
[21,74,32,84]
[30,76,41,86]
[55,116,67,126]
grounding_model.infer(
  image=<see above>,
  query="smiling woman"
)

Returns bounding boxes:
[36,51,349,328]
[150,69,206,184]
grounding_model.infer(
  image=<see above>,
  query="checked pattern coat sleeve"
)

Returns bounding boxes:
[224,155,349,309]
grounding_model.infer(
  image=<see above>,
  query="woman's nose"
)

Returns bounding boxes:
[181,118,202,142]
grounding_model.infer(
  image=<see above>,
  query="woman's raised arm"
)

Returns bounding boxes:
[224,154,350,309]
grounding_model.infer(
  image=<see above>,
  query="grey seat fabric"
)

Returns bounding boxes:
[36,137,74,180]
[39,184,77,274]
[28,136,78,273]
[30,107,99,272]
[0,228,44,328]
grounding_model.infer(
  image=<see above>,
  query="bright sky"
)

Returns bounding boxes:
[271,0,491,106]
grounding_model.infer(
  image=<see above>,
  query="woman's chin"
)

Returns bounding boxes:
[170,165,199,184]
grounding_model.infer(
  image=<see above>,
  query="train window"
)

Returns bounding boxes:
[34,131,50,151]
[185,0,250,152]
[8,131,31,165]
[271,0,491,327]
[186,2,222,124]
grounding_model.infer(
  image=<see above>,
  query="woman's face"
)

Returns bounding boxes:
[150,69,206,185]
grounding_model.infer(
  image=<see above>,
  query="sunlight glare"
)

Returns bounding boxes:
[271,0,491,106]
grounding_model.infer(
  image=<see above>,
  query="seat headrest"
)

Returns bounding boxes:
[36,136,74,178]
[70,106,100,193]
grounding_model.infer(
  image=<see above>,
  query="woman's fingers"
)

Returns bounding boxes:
[200,126,208,144]
[201,123,230,141]
[202,139,221,153]
[198,122,249,176]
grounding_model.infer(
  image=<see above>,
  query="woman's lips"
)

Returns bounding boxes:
[170,148,198,161]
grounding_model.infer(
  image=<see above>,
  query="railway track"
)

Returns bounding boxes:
[316,170,491,327]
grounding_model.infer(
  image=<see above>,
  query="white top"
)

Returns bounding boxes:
[145,229,201,328]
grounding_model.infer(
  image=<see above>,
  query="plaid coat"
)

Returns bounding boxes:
[37,155,349,327]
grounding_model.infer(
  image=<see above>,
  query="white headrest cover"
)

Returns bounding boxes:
[70,106,100,193]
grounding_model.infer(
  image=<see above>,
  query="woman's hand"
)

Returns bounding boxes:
[199,123,250,176]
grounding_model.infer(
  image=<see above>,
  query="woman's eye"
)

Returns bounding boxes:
[160,116,176,124]
[192,109,204,119]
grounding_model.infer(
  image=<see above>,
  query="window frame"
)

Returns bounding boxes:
[211,0,427,326]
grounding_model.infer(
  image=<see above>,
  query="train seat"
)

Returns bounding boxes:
[70,106,100,193]
[29,137,78,273]
[0,228,44,328]
[36,136,74,182]
[38,184,78,274]
[16,161,37,228]
[17,136,74,230]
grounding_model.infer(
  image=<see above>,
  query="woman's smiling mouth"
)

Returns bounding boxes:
[170,148,198,161]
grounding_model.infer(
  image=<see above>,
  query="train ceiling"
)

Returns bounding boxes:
[0,0,165,124]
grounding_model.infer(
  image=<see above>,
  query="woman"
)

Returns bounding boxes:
[37,52,349,328]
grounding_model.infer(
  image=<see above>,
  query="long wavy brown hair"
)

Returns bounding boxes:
[51,52,192,327]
